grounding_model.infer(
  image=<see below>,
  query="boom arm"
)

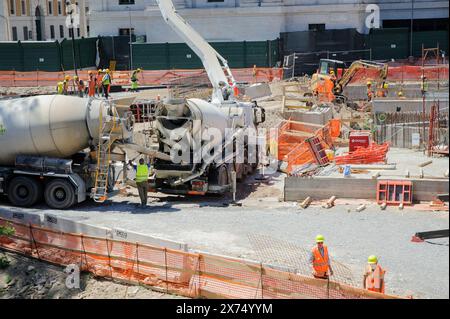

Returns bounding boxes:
[155,0,235,104]
[334,60,388,95]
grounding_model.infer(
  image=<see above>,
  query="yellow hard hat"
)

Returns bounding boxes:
[398,91,404,97]
[383,82,389,89]
[316,234,325,243]
[73,75,78,80]
[367,81,372,85]
[137,68,142,72]
[368,255,378,264]
[330,70,335,75]
[65,75,70,80]
[106,69,110,73]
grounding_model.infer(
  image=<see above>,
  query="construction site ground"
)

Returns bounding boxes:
[1,82,448,300]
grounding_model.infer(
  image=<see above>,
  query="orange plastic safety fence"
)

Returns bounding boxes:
[335,142,390,165]
[350,65,449,84]
[0,217,399,299]
[0,68,283,87]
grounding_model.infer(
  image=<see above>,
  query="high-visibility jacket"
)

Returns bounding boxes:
[365,264,385,293]
[88,75,96,96]
[102,74,111,86]
[312,245,330,278]
[421,81,428,92]
[57,82,64,94]
[135,164,149,183]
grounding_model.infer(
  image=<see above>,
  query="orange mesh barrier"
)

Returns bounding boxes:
[0,68,283,87]
[0,217,400,299]
[335,142,390,165]
[349,65,449,84]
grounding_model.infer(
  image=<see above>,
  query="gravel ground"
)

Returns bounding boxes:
[1,174,448,299]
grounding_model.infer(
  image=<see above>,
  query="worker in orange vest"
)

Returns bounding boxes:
[363,255,386,294]
[310,235,334,279]
[367,81,373,101]
[88,71,96,97]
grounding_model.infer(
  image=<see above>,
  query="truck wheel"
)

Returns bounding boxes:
[7,176,42,207]
[44,179,76,210]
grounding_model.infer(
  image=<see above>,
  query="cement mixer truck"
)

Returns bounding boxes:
[0,95,138,209]
[148,0,266,195]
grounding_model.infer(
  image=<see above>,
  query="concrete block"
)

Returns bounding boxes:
[245,83,272,99]
[112,228,188,252]
[283,107,332,126]
[0,209,41,226]
[43,214,112,238]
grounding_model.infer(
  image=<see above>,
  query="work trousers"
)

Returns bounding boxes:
[136,181,149,206]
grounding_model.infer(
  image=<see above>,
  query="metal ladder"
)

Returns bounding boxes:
[92,103,120,203]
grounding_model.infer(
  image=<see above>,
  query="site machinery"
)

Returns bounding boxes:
[0,95,166,209]
[147,0,266,195]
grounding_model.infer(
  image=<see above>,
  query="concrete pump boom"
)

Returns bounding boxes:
[155,0,235,104]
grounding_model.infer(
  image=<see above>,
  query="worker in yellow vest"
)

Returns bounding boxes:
[102,69,112,99]
[63,75,71,95]
[421,75,428,97]
[132,158,152,207]
[363,255,386,294]
[56,81,65,94]
[309,235,334,279]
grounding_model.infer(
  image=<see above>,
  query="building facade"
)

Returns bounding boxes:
[2,0,89,41]
[88,0,449,43]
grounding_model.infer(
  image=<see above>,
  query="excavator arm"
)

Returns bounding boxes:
[334,60,388,95]
[155,0,236,104]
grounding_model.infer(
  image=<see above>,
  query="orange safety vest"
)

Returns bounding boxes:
[88,75,96,96]
[365,264,385,293]
[312,245,330,278]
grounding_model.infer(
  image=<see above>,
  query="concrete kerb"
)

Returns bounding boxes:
[43,214,113,239]
[112,227,188,252]
[0,209,41,226]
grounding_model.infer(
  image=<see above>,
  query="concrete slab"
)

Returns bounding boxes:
[373,95,449,113]
[284,176,448,201]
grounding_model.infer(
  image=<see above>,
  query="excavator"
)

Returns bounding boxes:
[310,58,389,104]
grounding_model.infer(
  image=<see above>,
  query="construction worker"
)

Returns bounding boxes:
[130,158,152,208]
[56,80,65,95]
[420,75,428,97]
[63,75,71,95]
[309,235,334,279]
[102,69,112,99]
[74,75,85,97]
[130,68,142,92]
[366,81,374,102]
[219,81,232,101]
[363,255,386,294]
[88,71,96,97]
[378,81,389,97]
[96,69,104,97]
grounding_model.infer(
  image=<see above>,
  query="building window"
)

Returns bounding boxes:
[60,25,64,38]
[21,0,26,15]
[58,1,62,14]
[10,0,15,15]
[119,0,135,5]
[23,26,29,40]
[309,24,326,32]
[48,1,53,15]
[50,25,55,39]
[119,28,134,36]
[12,27,18,41]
